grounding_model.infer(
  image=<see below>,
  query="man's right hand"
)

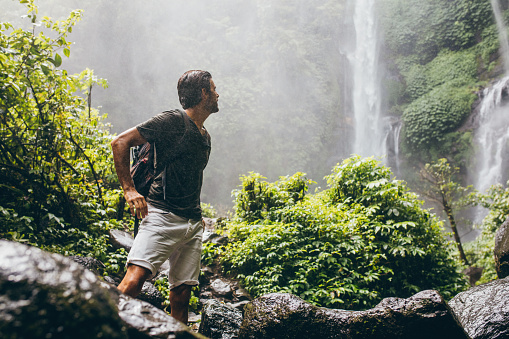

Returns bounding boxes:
[111,126,149,220]
[124,189,148,219]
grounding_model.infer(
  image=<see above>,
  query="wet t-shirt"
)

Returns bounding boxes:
[136,109,211,220]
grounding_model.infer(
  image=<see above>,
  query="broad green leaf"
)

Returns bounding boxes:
[41,64,50,75]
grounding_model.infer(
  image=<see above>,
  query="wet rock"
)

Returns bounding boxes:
[69,255,106,276]
[118,294,207,338]
[449,276,509,339]
[463,266,484,287]
[239,291,468,339]
[137,281,165,310]
[189,312,201,323]
[0,240,127,339]
[200,266,215,283]
[199,299,243,339]
[200,291,214,300]
[494,217,509,279]
[229,300,250,312]
[233,287,251,301]
[104,275,118,286]
[210,278,233,298]
[109,229,134,252]
[203,231,228,245]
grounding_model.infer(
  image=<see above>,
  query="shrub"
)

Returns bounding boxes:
[402,81,476,151]
[465,182,509,284]
[222,156,468,310]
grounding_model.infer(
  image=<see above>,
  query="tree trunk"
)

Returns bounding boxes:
[443,200,470,266]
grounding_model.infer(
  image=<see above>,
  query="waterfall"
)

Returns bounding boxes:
[469,0,509,223]
[382,116,402,176]
[349,0,383,157]
[473,76,509,195]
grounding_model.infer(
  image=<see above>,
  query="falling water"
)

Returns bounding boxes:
[473,76,509,195]
[349,0,383,157]
[471,0,509,223]
[382,116,402,176]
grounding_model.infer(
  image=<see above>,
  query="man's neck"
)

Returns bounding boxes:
[185,107,210,130]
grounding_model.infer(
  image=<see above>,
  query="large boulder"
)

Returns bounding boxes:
[494,217,509,279]
[69,255,106,276]
[0,240,206,339]
[118,294,208,339]
[448,276,509,339]
[68,254,165,310]
[239,291,469,339]
[109,229,135,252]
[0,240,127,338]
[199,299,243,339]
[137,281,165,310]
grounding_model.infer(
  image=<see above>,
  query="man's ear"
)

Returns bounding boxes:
[201,88,208,100]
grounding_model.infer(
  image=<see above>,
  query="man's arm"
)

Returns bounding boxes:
[111,127,149,219]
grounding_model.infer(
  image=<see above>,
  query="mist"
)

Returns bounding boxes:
[2,0,357,210]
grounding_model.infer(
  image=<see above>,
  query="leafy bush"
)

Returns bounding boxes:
[222,156,468,310]
[232,172,314,223]
[402,81,476,151]
[201,203,217,218]
[0,0,117,236]
[465,182,509,283]
[0,1,132,281]
[476,25,500,73]
[405,49,478,101]
[381,0,493,63]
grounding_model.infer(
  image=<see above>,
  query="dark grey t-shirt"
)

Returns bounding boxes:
[136,109,211,220]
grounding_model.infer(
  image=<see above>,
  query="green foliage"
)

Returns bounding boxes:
[380,0,495,164]
[402,82,476,151]
[200,203,217,219]
[464,232,497,284]
[201,241,221,267]
[0,0,120,243]
[464,182,509,283]
[420,159,474,208]
[232,172,314,223]
[380,0,493,63]
[154,276,171,309]
[404,49,478,100]
[419,158,475,265]
[476,24,501,73]
[222,156,467,310]
[0,1,132,282]
[154,276,200,313]
[477,182,509,232]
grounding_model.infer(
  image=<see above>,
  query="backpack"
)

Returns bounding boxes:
[130,142,156,197]
[130,109,190,199]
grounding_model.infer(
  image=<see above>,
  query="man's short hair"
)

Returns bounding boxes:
[177,70,212,109]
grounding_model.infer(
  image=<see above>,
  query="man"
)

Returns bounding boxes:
[110,70,219,323]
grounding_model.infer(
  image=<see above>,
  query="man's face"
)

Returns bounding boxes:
[205,79,219,113]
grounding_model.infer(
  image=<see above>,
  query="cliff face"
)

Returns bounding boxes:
[378,0,499,172]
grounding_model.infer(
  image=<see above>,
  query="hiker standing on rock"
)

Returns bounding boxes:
[111,70,219,324]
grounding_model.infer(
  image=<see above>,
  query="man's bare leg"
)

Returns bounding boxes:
[117,264,152,297]
[169,284,192,324]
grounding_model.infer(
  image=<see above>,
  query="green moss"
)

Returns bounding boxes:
[402,82,476,152]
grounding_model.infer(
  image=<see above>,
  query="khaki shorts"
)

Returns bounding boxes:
[126,204,203,288]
